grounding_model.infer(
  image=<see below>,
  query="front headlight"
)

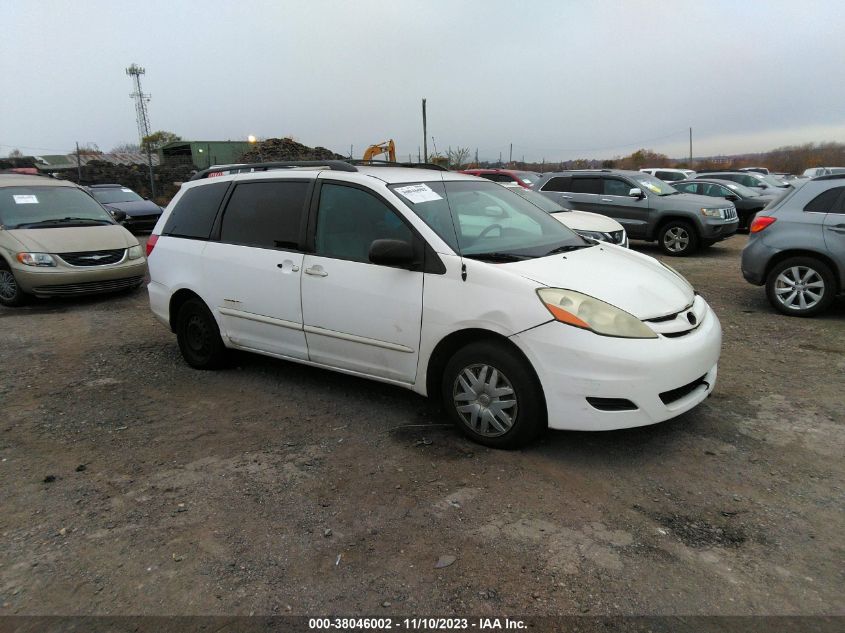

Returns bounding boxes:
[575,230,610,243]
[701,207,725,218]
[537,288,657,339]
[16,252,56,267]
[127,244,144,260]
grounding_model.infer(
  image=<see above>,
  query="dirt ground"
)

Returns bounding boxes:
[1,235,843,617]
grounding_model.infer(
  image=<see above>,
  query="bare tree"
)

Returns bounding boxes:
[7,148,23,158]
[446,146,471,170]
[110,142,140,153]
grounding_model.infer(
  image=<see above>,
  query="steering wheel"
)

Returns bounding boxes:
[477,223,503,240]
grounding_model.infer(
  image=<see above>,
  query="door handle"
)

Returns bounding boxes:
[827,225,845,234]
[305,266,328,277]
[600,198,613,202]
[561,195,573,199]
[276,262,300,272]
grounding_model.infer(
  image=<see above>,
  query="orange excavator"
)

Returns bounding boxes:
[362,139,396,162]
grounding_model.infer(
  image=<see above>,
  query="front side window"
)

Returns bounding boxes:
[0,186,114,229]
[220,180,309,249]
[602,178,632,196]
[315,183,413,263]
[804,187,845,213]
[390,180,586,261]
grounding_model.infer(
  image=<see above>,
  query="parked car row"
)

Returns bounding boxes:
[1,163,841,449]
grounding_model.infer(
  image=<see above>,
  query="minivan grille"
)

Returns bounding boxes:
[59,249,126,266]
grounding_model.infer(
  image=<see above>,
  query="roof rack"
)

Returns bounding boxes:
[349,159,448,171]
[814,173,845,181]
[190,160,358,181]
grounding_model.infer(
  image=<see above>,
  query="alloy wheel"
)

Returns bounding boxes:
[0,269,17,301]
[452,364,517,438]
[774,266,825,311]
[663,227,690,253]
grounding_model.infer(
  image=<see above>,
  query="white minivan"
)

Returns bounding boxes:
[147,162,722,448]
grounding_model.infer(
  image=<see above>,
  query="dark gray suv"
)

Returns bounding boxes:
[532,170,739,256]
[741,175,845,317]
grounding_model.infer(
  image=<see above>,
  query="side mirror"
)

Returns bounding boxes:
[725,194,740,201]
[369,239,415,267]
[109,209,127,222]
[629,187,644,198]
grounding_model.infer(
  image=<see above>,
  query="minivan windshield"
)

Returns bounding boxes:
[0,186,114,229]
[632,175,679,196]
[390,180,589,261]
[89,187,144,204]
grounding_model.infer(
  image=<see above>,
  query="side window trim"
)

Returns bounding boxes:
[210,177,315,252]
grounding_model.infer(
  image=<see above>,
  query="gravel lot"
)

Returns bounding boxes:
[1,235,842,617]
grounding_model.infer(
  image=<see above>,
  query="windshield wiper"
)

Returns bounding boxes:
[17,217,112,228]
[464,252,528,263]
[544,244,593,256]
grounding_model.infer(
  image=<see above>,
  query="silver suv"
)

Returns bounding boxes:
[741,175,845,317]
[532,169,739,256]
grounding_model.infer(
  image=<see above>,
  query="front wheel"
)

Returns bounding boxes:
[765,257,835,317]
[176,298,228,368]
[658,221,699,256]
[0,264,29,307]
[441,341,546,449]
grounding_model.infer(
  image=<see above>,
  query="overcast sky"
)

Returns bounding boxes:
[2,0,844,162]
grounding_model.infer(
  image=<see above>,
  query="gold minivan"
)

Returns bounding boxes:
[0,174,147,306]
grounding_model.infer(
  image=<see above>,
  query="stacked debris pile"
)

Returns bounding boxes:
[237,138,345,163]
[57,160,194,204]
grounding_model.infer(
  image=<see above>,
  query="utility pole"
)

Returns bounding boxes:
[422,98,428,163]
[689,127,693,166]
[431,136,439,157]
[349,145,353,159]
[126,64,155,198]
[475,148,479,166]
[418,147,421,163]
[75,142,82,182]
[498,151,502,167]
[509,143,513,165]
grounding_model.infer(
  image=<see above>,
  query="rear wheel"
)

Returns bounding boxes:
[176,298,227,368]
[658,220,699,256]
[765,257,835,317]
[441,341,546,449]
[0,264,29,307]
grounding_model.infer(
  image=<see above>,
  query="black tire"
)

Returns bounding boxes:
[0,263,29,307]
[441,341,546,449]
[176,297,228,369]
[765,256,836,317]
[658,220,699,256]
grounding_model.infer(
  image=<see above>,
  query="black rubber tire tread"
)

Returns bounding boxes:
[441,340,546,449]
[176,297,228,369]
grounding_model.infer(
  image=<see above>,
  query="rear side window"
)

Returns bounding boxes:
[804,187,845,213]
[162,181,229,239]
[541,176,572,192]
[220,181,309,249]
[675,182,699,194]
[571,177,601,194]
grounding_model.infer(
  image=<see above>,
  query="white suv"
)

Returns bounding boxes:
[147,161,722,448]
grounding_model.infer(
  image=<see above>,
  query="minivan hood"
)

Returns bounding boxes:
[502,245,694,320]
[103,199,162,216]
[6,225,137,253]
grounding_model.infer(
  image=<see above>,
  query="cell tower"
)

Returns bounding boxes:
[126,63,156,196]
[126,64,151,143]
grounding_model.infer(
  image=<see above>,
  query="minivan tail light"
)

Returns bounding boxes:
[750,216,776,233]
[146,233,159,256]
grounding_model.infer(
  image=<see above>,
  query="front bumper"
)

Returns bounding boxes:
[13,259,148,297]
[511,300,722,431]
[701,217,739,241]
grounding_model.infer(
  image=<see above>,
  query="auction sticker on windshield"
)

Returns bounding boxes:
[394,183,442,203]
[13,195,38,204]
